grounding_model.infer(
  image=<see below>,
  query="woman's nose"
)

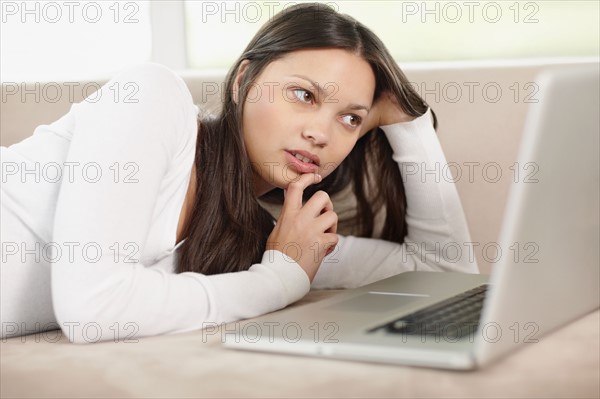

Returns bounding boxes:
[301,119,331,146]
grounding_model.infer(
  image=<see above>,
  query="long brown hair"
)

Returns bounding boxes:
[176,3,436,275]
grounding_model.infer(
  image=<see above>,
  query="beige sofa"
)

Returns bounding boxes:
[1,58,595,274]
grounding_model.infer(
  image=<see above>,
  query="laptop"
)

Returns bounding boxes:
[222,64,600,370]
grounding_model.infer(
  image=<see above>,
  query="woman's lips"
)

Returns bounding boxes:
[284,151,319,174]
[288,149,321,166]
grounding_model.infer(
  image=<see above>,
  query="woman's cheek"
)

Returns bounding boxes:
[329,140,358,174]
[253,93,284,133]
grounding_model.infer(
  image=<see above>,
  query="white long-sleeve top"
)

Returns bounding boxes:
[0,63,478,344]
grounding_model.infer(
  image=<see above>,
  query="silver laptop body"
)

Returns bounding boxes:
[222,64,600,370]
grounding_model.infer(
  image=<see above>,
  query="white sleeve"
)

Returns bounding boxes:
[51,63,310,344]
[311,108,479,290]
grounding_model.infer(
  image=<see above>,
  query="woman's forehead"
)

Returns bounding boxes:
[261,49,376,105]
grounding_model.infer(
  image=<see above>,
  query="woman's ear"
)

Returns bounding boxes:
[232,59,251,104]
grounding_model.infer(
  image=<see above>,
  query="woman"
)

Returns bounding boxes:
[0,3,478,343]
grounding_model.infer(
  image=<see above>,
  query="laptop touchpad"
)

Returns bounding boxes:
[324,293,425,313]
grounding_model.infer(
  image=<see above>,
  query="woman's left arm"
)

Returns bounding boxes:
[311,104,479,289]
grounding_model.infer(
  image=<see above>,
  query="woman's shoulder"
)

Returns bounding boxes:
[71,62,199,159]
[108,62,196,112]
[119,62,183,85]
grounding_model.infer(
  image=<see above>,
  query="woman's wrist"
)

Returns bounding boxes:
[379,112,417,127]
[360,92,419,136]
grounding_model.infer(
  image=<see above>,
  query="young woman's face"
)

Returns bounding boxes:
[238,49,376,196]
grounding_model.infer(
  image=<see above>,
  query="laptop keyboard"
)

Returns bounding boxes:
[371,284,489,339]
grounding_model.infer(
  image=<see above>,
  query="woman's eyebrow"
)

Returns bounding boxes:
[346,103,371,113]
[289,74,371,113]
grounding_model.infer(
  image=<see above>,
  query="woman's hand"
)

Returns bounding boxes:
[266,173,338,282]
[360,91,416,138]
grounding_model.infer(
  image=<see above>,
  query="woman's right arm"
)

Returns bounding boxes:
[51,63,310,344]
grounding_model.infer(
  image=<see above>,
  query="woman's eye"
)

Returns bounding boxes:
[341,114,362,128]
[292,89,314,104]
